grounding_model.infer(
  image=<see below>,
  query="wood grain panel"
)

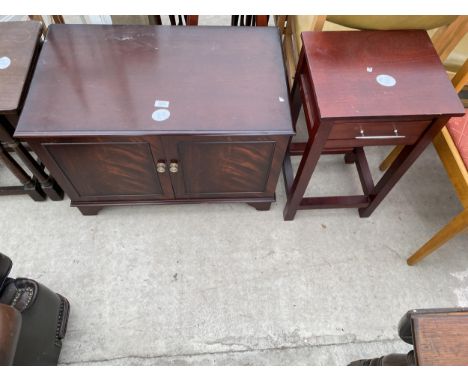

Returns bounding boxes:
[44,142,165,198]
[15,25,293,137]
[175,140,275,196]
[413,312,468,365]
[301,30,464,119]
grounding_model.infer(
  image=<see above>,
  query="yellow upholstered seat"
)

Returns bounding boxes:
[327,15,457,31]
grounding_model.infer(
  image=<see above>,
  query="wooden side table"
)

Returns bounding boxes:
[0,21,63,201]
[283,30,464,220]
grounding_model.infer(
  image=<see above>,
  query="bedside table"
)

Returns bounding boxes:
[15,25,293,215]
[283,30,464,220]
[0,21,63,201]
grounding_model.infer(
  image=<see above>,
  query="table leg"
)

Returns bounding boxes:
[283,122,332,221]
[0,143,45,201]
[344,151,356,164]
[354,147,374,196]
[0,116,64,201]
[12,142,64,200]
[283,52,332,220]
[359,117,450,218]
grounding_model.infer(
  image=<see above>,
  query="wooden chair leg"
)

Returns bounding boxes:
[276,15,287,33]
[185,16,199,26]
[151,15,162,25]
[311,16,327,32]
[283,17,297,89]
[51,15,65,24]
[432,127,468,208]
[255,15,268,27]
[379,145,404,171]
[432,16,468,62]
[407,209,468,265]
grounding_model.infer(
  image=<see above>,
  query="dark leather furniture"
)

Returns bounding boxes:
[0,253,70,365]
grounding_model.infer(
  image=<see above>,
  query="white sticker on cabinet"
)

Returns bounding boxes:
[152,109,171,122]
[155,100,170,108]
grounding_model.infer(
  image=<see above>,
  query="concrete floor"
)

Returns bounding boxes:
[1,16,467,366]
[1,112,467,365]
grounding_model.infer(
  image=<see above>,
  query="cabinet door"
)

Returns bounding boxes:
[163,135,289,199]
[36,137,173,201]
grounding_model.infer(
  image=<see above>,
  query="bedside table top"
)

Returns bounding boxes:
[16,25,293,138]
[301,30,464,120]
[0,21,42,114]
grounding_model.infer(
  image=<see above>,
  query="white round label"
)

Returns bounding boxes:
[0,56,11,70]
[376,74,396,87]
[152,109,170,122]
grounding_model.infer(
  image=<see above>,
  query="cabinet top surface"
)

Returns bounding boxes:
[301,30,464,120]
[16,25,293,137]
[0,21,42,113]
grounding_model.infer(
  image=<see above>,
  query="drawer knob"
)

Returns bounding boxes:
[169,162,179,173]
[156,162,166,173]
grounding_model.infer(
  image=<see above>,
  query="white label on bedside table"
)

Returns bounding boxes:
[0,56,11,70]
[376,74,396,87]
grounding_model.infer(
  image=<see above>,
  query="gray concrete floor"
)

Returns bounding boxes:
[1,16,467,365]
[1,110,467,365]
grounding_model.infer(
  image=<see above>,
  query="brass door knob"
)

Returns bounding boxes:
[169,162,178,173]
[156,162,166,173]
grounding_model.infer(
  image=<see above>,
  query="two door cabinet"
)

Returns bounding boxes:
[15,25,294,214]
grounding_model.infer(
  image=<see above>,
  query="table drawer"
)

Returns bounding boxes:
[327,120,431,147]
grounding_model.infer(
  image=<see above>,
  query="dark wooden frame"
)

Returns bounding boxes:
[283,39,462,220]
